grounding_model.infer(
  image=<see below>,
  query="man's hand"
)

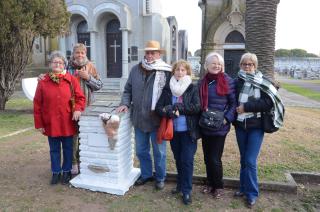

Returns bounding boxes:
[72,111,81,121]
[116,105,129,113]
[37,73,46,81]
[78,68,90,80]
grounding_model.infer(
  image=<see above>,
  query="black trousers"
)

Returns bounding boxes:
[201,134,226,189]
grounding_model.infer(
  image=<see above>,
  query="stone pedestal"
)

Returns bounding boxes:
[70,99,140,195]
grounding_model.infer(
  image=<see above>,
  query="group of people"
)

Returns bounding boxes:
[116,40,284,207]
[33,40,284,209]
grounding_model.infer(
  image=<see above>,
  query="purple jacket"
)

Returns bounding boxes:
[199,74,237,136]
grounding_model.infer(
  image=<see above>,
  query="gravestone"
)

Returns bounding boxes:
[70,95,140,195]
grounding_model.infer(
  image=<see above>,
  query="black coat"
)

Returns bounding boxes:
[234,78,273,129]
[155,83,201,142]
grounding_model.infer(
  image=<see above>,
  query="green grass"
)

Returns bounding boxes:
[6,96,33,110]
[281,83,320,101]
[0,96,33,136]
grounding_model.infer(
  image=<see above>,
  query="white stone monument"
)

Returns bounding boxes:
[22,77,38,100]
[70,99,140,195]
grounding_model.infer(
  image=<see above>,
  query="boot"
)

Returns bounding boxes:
[61,171,71,185]
[50,173,61,185]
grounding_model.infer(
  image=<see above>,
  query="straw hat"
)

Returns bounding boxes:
[144,40,165,53]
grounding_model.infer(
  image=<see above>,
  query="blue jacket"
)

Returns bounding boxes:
[199,74,237,136]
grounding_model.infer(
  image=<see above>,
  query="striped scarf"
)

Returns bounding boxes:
[237,70,285,128]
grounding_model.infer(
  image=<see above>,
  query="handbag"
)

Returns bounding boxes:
[199,109,224,130]
[66,80,75,112]
[157,117,173,143]
[262,111,279,133]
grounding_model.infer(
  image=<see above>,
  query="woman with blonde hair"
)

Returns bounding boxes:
[156,60,201,205]
[67,43,103,175]
[234,52,284,208]
[199,52,237,198]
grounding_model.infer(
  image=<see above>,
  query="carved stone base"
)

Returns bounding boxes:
[70,168,140,195]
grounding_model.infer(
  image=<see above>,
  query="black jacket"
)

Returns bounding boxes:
[155,83,201,142]
[234,78,274,129]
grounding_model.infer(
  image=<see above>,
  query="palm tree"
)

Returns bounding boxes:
[245,0,280,81]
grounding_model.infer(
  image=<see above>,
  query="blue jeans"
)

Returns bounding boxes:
[48,136,73,174]
[170,131,197,195]
[235,127,264,202]
[134,128,167,182]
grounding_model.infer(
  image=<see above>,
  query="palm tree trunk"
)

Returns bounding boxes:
[245,0,279,81]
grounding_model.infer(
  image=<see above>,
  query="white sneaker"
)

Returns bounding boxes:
[71,164,79,175]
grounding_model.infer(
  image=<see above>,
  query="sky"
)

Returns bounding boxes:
[160,0,320,56]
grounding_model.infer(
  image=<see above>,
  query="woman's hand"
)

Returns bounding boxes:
[37,128,45,134]
[72,111,81,121]
[78,68,90,80]
[236,104,245,114]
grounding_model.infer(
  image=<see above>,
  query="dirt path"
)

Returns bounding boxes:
[0,129,319,211]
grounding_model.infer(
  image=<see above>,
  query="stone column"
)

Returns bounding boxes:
[90,31,97,64]
[59,36,66,57]
[120,28,129,78]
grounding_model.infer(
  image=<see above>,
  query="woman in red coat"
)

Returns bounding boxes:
[34,51,86,185]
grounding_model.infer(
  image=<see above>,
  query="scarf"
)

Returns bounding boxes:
[237,70,285,128]
[67,60,92,106]
[49,70,66,84]
[141,58,172,110]
[200,72,229,110]
[68,55,89,71]
[170,75,192,97]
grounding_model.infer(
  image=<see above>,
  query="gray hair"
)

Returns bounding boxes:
[240,52,258,69]
[204,52,225,73]
[49,51,67,65]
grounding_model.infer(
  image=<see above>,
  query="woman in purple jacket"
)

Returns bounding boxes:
[199,52,237,198]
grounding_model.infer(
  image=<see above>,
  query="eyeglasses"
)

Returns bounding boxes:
[210,63,222,66]
[51,61,64,66]
[241,63,254,67]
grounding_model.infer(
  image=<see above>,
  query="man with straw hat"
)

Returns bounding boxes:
[116,40,171,190]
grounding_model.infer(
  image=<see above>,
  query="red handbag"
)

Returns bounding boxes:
[157,117,173,144]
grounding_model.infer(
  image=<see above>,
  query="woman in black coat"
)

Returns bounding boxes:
[234,52,284,208]
[156,60,201,205]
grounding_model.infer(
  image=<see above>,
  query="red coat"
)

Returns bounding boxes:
[33,73,86,137]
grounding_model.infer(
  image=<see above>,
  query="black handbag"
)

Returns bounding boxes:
[199,109,224,130]
[262,111,279,133]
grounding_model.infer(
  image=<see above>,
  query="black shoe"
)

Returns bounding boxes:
[135,176,153,186]
[51,173,61,185]
[247,199,256,209]
[182,194,192,205]
[171,187,181,194]
[155,181,165,190]
[61,171,71,185]
[234,191,245,197]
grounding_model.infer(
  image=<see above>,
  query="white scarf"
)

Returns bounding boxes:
[141,58,172,110]
[170,75,192,97]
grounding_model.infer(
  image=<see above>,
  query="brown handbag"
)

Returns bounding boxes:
[157,117,173,144]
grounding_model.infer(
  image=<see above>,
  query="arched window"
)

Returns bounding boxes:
[225,30,245,43]
[77,21,90,59]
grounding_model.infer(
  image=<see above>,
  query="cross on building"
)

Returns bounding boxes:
[110,40,121,63]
